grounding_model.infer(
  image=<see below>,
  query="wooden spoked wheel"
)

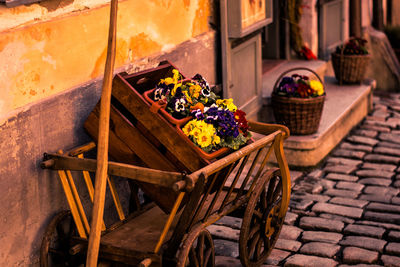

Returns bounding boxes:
[40,210,84,267]
[177,225,215,267]
[239,169,286,267]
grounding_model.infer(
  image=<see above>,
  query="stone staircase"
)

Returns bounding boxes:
[258,60,376,168]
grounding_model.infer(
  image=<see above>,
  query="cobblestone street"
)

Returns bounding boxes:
[209,92,400,266]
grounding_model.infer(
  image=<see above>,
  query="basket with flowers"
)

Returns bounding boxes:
[331,37,370,84]
[144,70,252,160]
[271,67,325,135]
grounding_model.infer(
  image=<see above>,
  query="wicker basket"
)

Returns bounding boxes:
[271,67,325,135]
[331,46,370,85]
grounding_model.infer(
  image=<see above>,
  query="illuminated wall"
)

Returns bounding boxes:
[0,0,211,121]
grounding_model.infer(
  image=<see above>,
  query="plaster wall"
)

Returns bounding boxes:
[0,0,212,122]
[0,0,217,265]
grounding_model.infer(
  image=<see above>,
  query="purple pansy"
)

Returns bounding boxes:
[153,82,172,101]
[204,107,239,138]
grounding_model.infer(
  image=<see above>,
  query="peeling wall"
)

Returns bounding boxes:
[0,0,211,121]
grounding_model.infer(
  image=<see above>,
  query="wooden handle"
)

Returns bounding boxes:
[86,0,118,266]
[272,67,325,95]
[248,120,290,139]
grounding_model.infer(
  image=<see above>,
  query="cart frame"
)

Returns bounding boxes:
[40,121,290,267]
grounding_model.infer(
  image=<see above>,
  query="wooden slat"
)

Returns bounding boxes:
[219,156,249,211]
[78,154,107,231]
[85,101,185,213]
[68,142,96,157]
[107,176,126,221]
[186,131,279,190]
[111,74,206,172]
[90,103,177,171]
[246,145,274,197]
[43,153,184,189]
[84,111,144,165]
[57,170,87,238]
[65,170,91,235]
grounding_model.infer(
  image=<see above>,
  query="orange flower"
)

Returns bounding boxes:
[190,102,205,113]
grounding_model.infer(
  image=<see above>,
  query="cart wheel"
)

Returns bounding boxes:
[40,210,85,267]
[177,225,215,267]
[239,169,286,267]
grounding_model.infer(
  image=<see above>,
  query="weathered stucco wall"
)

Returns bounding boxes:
[0,0,217,265]
[0,0,211,122]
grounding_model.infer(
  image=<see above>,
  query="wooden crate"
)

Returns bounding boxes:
[84,62,210,213]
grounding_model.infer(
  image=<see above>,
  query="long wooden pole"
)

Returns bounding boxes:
[86,0,118,265]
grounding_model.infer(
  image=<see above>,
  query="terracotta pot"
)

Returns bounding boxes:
[143,88,192,126]
[175,126,230,161]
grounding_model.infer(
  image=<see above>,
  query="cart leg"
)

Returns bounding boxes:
[176,225,215,267]
[239,169,287,267]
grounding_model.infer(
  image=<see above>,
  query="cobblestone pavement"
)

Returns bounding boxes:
[209,93,400,266]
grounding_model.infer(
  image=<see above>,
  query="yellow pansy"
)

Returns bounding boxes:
[197,132,212,148]
[212,135,221,145]
[216,98,237,112]
[309,80,324,96]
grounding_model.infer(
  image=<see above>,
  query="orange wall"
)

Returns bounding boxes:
[0,0,211,119]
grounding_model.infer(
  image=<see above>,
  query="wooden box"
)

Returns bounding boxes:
[84,62,209,213]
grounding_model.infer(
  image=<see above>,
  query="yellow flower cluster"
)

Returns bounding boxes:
[309,80,324,96]
[216,98,237,112]
[183,119,220,148]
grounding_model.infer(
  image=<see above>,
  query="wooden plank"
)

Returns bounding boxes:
[100,205,179,254]
[111,74,207,172]
[84,107,144,166]
[86,104,186,213]
[85,101,187,213]
[43,154,184,188]
[90,103,177,171]
[122,62,185,94]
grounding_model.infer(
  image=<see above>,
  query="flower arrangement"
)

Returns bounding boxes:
[335,38,368,55]
[151,70,251,153]
[152,70,218,120]
[274,74,324,98]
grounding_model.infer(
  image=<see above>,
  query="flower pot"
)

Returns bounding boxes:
[175,126,230,160]
[143,88,192,126]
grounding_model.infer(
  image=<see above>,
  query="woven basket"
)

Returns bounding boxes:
[271,67,325,135]
[331,44,370,85]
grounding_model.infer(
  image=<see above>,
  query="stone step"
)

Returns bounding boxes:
[258,59,376,167]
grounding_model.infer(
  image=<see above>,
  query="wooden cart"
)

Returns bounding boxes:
[40,120,291,267]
